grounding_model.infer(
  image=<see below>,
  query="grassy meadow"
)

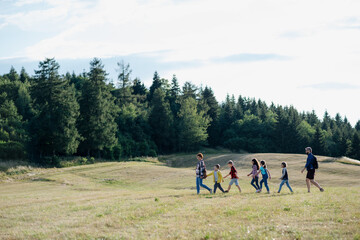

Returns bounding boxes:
[0,153,360,239]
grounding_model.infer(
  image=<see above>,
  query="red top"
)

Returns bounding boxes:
[230,166,238,179]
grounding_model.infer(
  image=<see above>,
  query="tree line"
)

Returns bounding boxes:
[1,58,360,164]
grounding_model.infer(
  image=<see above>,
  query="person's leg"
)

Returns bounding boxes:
[226,180,233,192]
[218,183,225,193]
[196,177,200,194]
[199,178,211,192]
[235,180,241,192]
[306,178,311,192]
[250,178,258,190]
[264,178,269,192]
[213,183,218,193]
[278,180,285,193]
[255,177,260,189]
[310,179,323,191]
[285,180,293,192]
[260,179,264,190]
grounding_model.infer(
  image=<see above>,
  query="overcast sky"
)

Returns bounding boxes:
[1,0,360,125]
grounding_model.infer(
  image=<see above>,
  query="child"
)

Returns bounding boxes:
[247,159,260,192]
[206,164,225,194]
[278,162,293,193]
[224,160,241,193]
[256,160,271,193]
[195,153,212,194]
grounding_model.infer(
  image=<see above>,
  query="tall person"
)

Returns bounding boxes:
[301,147,324,193]
[195,153,212,194]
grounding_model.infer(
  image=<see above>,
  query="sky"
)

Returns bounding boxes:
[1,0,360,125]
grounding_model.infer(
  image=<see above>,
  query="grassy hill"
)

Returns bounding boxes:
[0,153,359,239]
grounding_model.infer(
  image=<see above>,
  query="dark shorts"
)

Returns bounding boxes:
[306,169,315,180]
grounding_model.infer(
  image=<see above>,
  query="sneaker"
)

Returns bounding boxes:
[256,189,260,193]
[210,189,213,194]
[320,188,324,192]
[224,190,229,193]
[277,191,280,193]
[266,191,270,194]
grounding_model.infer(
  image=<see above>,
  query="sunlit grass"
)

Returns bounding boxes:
[0,153,359,239]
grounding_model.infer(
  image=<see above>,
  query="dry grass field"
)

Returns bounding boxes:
[0,153,360,239]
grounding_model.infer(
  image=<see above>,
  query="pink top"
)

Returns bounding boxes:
[251,165,258,176]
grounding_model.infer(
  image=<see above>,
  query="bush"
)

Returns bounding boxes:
[0,141,26,159]
[79,157,88,165]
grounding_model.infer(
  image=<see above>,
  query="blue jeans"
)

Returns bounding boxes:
[196,177,211,194]
[214,183,225,193]
[278,179,293,193]
[260,174,269,192]
[251,176,260,190]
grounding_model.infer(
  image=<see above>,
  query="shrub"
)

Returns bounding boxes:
[0,141,26,159]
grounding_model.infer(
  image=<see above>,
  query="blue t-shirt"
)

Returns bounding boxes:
[305,153,315,170]
[260,166,267,175]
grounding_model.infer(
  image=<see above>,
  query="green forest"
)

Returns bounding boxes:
[1,58,360,164]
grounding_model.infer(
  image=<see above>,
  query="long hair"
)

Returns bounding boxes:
[252,158,260,170]
[260,160,267,169]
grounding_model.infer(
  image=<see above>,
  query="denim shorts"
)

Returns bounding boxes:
[229,178,239,186]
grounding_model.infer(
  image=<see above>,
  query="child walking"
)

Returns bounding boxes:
[224,160,241,193]
[256,160,271,193]
[195,153,212,194]
[278,162,293,193]
[206,164,225,194]
[247,159,260,192]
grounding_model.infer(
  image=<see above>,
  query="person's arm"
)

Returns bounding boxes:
[302,156,310,173]
[223,173,230,179]
[247,167,253,176]
[267,169,271,179]
[207,172,214,177]
[255,170,261,177]
[280,168,285,179]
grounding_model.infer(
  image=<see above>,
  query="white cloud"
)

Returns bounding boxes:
[1,0,360,124]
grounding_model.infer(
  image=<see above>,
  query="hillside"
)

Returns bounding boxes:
[0,153,359,239]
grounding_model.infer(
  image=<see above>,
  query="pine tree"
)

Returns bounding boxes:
[19,67,30,83]
[148,71,162,102]
[182,82,197,99]
[312,126,327,155]
[114,61,134,106]
[78,58,117,156]
[148,88,173,153]
[5,66,19,82]
[177,97,210,151]
[350,132,360,160]
[355,121,360,132]
[199,87,220,146]
[30,58,80,157]
[132,78,147,96]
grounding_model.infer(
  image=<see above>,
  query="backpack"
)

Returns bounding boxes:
[312,155,319,169]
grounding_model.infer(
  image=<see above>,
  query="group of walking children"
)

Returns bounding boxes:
[196,153,294,194]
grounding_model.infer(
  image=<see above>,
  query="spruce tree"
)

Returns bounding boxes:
[350,132,360,160]
[115,61,133,106]
[148,88,173,153]
[312,126,327,155]
[78,58,117,156]
[30,58,80,157]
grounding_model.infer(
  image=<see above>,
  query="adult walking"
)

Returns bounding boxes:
[195,153,212,194]
[301,147,324,193]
